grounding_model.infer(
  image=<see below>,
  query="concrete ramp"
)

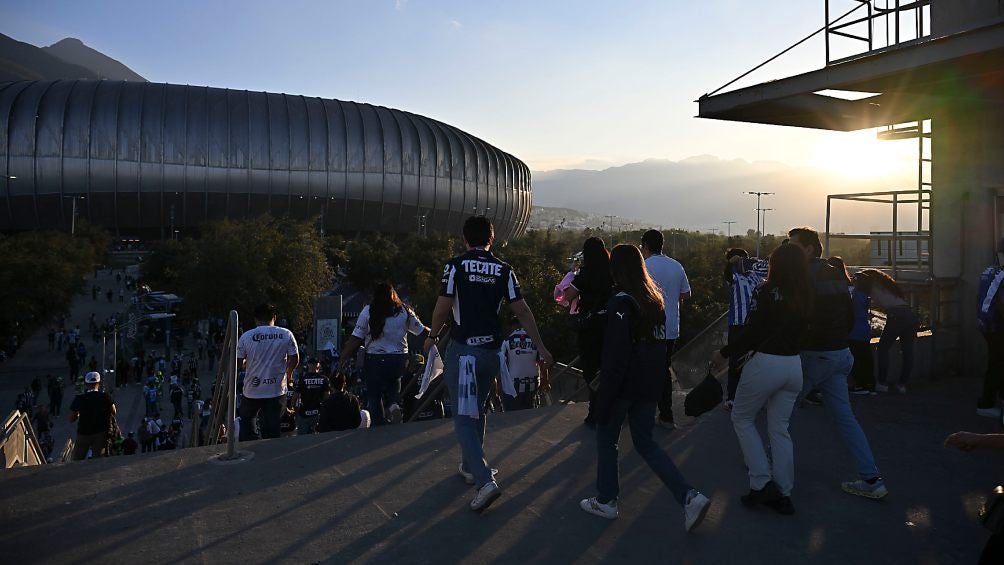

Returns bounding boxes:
[0,379,1000,564]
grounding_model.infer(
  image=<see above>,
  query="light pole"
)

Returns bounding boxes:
[723,221,737,238]
[415,210,427,236]
[311,195,332,235]
[63,195,85,236]
[104,312,175,392]
[760,208,775,244]
[747,191,774,257]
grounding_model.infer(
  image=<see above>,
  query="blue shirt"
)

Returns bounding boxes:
[849,286,872,342]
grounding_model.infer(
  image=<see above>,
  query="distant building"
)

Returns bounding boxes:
[869,231,929,267]
[0,80,531,240]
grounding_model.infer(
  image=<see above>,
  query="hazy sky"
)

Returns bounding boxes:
[2,0,917,176]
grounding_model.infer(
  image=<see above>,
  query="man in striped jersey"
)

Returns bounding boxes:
[724,248,768,406]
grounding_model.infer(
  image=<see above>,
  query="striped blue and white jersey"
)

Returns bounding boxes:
[728,259,767,326]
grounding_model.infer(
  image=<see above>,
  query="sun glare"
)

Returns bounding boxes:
[809,129,916,179]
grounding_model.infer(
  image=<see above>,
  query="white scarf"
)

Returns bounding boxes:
[457,355,481,419]
[496,344,520,399]
[415,345,444,399]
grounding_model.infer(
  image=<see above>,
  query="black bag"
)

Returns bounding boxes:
[684,369,723,417]
[981,486,1004,534]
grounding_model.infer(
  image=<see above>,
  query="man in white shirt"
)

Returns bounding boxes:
[236,303,300,441]
[640,230,691,429]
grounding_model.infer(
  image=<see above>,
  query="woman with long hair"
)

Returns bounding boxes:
[580,244,711,531]
[853,269,917,393]
[711,243,813,515]
[560,236,613,426]
[339,282,429,425]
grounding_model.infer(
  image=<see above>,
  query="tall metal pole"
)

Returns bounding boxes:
[101,332,107,384]
[760,208,774,245]
[747,192,774,257]
[225,309,239,460]
[723,221,736,238]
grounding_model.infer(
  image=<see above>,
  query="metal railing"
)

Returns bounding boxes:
[825,0,932,64]
[1,410,48,468]
[204,310,240,458]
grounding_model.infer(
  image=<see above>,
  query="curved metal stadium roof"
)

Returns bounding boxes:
[0,80,531,239]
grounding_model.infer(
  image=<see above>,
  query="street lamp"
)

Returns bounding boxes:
[102,312,176,391]
[747,192,775,257]
[63,195,86,236]
[723,221,737,238]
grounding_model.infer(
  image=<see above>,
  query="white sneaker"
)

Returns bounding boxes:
[841,478,888,500]
[388,403,403,424]
[895,384,907,394]
[579,497,618,519]
[874,383,889,393]
[683,489,711,532]
[470,481,501,512]
[458,463,499,485]
[977,406,1002,419]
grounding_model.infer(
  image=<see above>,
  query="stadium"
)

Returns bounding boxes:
[0,80,532,239]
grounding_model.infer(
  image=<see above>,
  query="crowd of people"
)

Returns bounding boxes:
[13,215,1004,557]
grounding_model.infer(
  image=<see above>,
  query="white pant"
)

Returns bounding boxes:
[731,352,803,496]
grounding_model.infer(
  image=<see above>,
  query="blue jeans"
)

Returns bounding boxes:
[596,398,693,505]
[798,349,880,480]
[443,341,500,487]
[364,353,407,426]
[238,395,287,441]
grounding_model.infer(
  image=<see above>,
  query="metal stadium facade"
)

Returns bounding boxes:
[0,80,532,239]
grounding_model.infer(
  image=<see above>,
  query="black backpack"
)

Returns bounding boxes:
[684,367,723,417]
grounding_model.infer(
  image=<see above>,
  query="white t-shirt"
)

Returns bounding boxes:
[352,306,425,354]
[237,325,299,399]
[502,329,539,381]
[645,254,691,340]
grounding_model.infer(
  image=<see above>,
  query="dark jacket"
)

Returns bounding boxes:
[803,258,853,351]
[593,292,668,423]
[721,283,807,358]
[318,391,362,432]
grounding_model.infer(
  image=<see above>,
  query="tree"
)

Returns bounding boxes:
[344,233,399,291]
[141,216,332,334]
[0,224,109,349]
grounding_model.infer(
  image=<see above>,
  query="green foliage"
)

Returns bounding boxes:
[344,233,399,291]
[141,216,332,334]
[140,220,858,364]
[0,223,108,343]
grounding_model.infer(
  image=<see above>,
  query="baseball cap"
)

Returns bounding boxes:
[84,371,101,384]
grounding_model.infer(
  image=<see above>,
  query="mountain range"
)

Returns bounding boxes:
[531,156,918,235]
[0,32,145,82]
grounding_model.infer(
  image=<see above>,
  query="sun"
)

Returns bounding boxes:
[809,129,917,180]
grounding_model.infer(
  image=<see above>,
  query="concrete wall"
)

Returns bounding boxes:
[931,99,1004,376]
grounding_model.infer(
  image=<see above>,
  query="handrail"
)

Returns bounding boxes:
[206,310,239,453]
[1,410,48,468]
[60,438,74,463]
[223,310,239,459]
